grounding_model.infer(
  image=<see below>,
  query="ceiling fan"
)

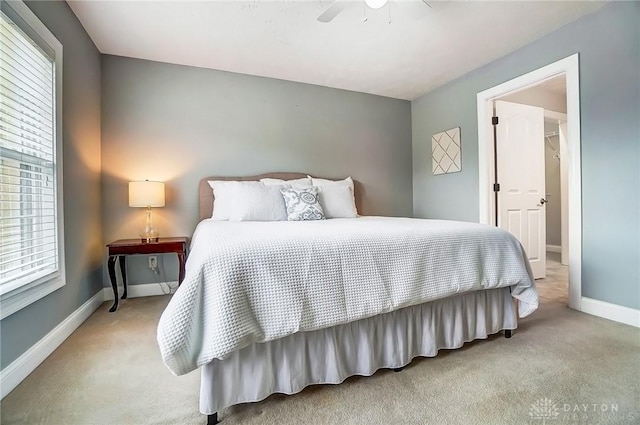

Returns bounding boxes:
[317,0,431,23]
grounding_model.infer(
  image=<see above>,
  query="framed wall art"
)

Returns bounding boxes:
[432,127,461,175]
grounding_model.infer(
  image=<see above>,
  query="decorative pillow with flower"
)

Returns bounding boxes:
[280,187,325,221]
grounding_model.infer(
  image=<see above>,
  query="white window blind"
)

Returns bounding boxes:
[0,9,58,294]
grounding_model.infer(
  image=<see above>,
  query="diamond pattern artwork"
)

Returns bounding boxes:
[432,127,461,175]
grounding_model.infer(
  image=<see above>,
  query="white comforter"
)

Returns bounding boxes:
[158,217,538,376]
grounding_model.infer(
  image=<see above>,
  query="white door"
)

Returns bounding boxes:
[495,100,546,279]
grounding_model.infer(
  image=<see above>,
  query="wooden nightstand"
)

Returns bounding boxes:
[106,237,189,312]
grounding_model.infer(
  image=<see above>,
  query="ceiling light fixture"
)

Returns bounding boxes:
[364,0,387,10]
[319,0,426,23]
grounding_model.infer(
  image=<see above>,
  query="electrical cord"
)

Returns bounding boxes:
[153,256,178,295]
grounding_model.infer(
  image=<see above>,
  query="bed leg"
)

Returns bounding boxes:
[393,367,404,372]
[504,329,512,339]
[207,413,218,424]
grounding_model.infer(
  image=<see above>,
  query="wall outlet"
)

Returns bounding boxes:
[148,256,157,270]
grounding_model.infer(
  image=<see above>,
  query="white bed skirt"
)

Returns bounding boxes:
[200,287,516,414]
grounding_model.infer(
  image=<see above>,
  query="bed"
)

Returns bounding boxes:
[157,173,538,424]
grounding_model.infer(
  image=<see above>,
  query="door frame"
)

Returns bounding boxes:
[476,54,582,311]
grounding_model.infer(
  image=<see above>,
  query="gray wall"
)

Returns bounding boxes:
[0,1,102,369]
[101,56,412,286]
[412,2,640,309]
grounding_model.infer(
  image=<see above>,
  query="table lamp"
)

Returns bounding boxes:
[129,180,165,242]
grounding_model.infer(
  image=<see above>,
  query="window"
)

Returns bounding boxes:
[0,0,64,319]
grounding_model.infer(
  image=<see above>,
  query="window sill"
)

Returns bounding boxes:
[0,275,64,320]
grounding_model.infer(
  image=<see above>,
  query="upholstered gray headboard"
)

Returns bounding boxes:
[198,172,363,221]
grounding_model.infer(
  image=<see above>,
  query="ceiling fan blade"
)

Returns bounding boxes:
[318,1,348,23]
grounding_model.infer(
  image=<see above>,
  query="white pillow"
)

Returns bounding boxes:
[308,176,358,217]
[316,185,357,218]
[308,175,354,191]
[229,182,288,221]
[208,180,235,220]
[208,181,288,221]
[260,177,311,187]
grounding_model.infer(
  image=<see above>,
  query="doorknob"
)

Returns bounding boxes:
[539,198,548,206]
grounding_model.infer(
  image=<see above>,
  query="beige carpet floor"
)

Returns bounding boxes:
[535,252,569,304]
[2,255,639,425]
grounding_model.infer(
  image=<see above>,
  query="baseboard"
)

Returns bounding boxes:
[546,244,562,253]
[581,297,640,328]
[102,282,178,300]
[1,281,178,400]
[0,290,105,399]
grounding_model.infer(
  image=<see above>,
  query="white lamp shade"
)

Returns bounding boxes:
[129,180,165,207]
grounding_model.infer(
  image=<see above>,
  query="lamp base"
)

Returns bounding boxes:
[140,229,159,243]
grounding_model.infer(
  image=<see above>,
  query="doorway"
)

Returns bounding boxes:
[476,54,582,311]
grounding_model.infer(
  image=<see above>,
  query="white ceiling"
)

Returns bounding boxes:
[67,0,605,100]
